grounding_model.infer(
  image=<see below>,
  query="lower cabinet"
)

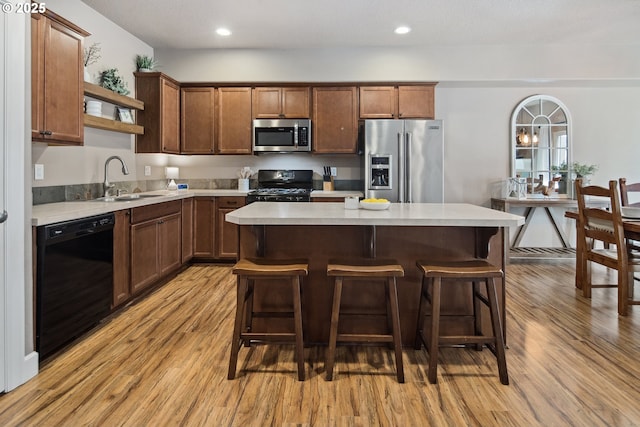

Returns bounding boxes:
[181,198,194,263]
[113,209,131,308]
[194,196,246,260]
[216,197,246,259]
[130,201,182,295]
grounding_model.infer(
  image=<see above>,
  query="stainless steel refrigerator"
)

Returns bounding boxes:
[362,119,444,203]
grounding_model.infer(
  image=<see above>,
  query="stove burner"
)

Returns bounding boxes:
[247,169,314,203]
[247,187,311,202]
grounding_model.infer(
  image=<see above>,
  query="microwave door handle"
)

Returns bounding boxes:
[406,132,412,203]
[294,122,299,148]
[398,132,405,203]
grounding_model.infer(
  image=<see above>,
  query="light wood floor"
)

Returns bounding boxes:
[1,260,639,426]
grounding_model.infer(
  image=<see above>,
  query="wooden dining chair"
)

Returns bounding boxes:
[575,179,640,315]
[619,178,640,208]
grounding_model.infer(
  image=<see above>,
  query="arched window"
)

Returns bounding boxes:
[511,95,572,196]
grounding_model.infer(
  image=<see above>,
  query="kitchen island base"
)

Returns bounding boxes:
[238,224,505,346]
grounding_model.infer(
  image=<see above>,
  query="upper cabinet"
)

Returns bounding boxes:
[181,87,216,154]
[252,87,310,119]
[31,11,89,145]
[359,85,435,119]
[135,72,180,154]
[312,87,358,154]
[217,87,252,154]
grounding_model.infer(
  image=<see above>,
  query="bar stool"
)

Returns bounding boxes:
[228,258,309,381]
[415,259,509,385]
[326,259,405,383]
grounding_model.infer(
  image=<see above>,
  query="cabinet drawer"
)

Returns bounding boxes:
[130,200,181,224]
[217,197,246,209]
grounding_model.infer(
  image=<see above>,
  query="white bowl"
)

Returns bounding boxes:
[360,200,391,210]
[621,206,640,219]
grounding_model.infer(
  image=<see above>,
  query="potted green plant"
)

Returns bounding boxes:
[99,68,129,96]
[135,54,158,72]
[572,162,599,179]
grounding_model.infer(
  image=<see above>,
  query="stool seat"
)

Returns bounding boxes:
[415,259,509,385]
[233,258,309,276]
[328,259,405,277]
[417,259,503,278]
[228,258,308,381]
[326,259,405,383]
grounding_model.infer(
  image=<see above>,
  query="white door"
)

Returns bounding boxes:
[1,0,39,391]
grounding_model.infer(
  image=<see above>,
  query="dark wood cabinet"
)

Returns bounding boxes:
[181,87,215,154]
[181,198,194,263]
[130,201,182,294]
[31,11,88,145]
[135,72,180,153]
[312,86,358,154]
[216,197,246,259]
[112,209,131,308]
[253,87,310,119]
[193,197,216,258]
[359,85,435,119]
[217,87,252,154]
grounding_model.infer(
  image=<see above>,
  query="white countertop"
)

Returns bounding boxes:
[31,189,248,226]
[225,202,525,227]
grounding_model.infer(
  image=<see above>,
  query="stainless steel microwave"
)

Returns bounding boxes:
[252,119,311,153]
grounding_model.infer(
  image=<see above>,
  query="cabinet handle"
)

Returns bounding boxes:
[40,130,52,136]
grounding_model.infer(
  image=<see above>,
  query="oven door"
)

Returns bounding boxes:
[252,119,311,153]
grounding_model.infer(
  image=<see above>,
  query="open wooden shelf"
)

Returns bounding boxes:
[83,82,145,134]
[84,114,144,135]
[84,82,144,110]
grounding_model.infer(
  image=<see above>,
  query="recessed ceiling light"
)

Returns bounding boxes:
[394,26,411,35]
[216,28,232,36]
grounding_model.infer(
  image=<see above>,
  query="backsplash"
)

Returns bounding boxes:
[32,178,362,205]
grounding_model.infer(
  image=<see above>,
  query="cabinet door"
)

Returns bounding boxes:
[217,87,252,154]
[32,13,86,144]
[359,86,396,119]
[193,197,216,257]
[181,87,215,154]
[252,87,282,119]
[159,213,182,275]
[312,87,358,154]
[113,210,131,308]
[161,78,180,153]
[282,87,310,118]
[130,219,160,294]
[181,198,194,264]
[31,14,44,140]
[216,197,246,259]
[398,85,435,119]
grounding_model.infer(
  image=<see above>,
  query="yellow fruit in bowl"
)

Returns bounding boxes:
[362,198,389,203]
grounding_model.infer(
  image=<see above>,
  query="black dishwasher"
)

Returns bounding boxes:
[36,213,115,359]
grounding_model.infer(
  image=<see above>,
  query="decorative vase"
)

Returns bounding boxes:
[84,67,91,82]
[138,68,152,73]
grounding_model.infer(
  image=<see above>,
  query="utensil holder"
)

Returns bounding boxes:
[238,178,249,191]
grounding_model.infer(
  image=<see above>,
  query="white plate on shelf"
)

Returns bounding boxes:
[360,200,391,210]
[621,207,640,219]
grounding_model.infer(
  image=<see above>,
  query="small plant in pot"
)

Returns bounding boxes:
[572,162,598,179]
[135,54,158,72]
[99,68,129,96]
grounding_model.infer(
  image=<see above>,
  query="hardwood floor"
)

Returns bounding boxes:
[1,261,639,426]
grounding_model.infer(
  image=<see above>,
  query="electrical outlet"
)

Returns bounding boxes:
[330,167,337,176]
[144,166,151,176]
[34,164,44,180]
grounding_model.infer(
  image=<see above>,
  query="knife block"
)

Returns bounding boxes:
[323,176,334,191]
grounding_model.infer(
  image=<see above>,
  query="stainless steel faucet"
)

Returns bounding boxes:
[103,156,130,197]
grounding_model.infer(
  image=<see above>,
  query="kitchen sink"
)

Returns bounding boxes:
[92,194,163,202]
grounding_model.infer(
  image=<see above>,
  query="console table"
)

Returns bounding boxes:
[491,197,609,260]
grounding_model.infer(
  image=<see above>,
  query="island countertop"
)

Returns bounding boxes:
[226,202,525,227]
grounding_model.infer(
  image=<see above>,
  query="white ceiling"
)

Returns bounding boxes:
[81,0,640,50]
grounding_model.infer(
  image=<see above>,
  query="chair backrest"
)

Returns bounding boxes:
[619,178,640,207]
[575,179,628,266]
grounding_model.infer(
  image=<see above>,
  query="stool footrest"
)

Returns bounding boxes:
[337,333,393,343]
[438,336,496,345]
[241,332,297,341]
[251,311,294,319]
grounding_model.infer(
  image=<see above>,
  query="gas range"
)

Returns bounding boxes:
[246,170,313,203]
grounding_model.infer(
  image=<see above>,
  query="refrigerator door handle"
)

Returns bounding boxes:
[398,132,405,203]
[406,132,412,203]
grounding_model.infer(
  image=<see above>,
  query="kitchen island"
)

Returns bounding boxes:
[226,202,524,345]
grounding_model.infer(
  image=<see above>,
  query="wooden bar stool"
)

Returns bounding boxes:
[326,259,405,383]
[415,259,509,385]
[228,258,308,381]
